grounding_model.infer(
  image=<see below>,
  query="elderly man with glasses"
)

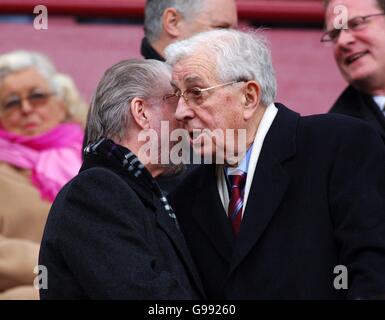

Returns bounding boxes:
[322,0,385,143]
[166,29,385,300]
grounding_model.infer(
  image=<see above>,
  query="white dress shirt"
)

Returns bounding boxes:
[216,103,278,217]
[373,96,385,114]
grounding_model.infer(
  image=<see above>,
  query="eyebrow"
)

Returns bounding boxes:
[170,81,179,89]
[185,75,203,83]
[170,75,204,88]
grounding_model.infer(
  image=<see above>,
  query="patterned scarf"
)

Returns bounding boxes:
[85,138,179,230]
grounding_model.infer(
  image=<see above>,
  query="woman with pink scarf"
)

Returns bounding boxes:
[0,51,87,299]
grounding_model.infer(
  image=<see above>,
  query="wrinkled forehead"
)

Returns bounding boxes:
[0,67,51,95]
[171,53,219,87]
[325,0,381,27]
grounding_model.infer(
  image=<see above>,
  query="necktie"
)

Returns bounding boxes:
[228,172,247,236]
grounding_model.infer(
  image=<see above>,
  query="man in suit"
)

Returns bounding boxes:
[322,0,385,142]
[39,59,205,299]
[165,29,385,299]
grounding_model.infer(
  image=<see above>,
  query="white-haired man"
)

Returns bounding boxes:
[39,59,205,299]
[322,0,385,142]
[166,29,385,299]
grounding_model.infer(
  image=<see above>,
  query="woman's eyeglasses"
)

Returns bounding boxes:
[0,91,55,115]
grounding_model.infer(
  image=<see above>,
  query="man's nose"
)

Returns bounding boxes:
[175,97,194,122]
[335,28,356,48]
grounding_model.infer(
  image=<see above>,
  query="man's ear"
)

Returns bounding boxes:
[243,81,262,120]
[162,8,183,38]
[130,97,149,130]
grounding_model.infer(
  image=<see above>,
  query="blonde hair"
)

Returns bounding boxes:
[52,73,88,127]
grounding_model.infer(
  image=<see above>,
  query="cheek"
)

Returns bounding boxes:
[220,97,242,127]
[160,107,177,125]
[333,46,343,63]
[0,114,19,131]
[194,108,216,128]
[41,102,67,124]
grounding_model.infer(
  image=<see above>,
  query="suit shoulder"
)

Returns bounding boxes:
[48,167,139,225]
[300,112,376,134]
[297,113,384,150]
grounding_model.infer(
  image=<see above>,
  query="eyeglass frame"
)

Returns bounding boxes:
[0,91,57,116]
[162,80,244,106]
[320,13,385,43]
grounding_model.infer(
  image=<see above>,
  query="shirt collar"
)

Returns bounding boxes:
[373,95,385,112]
[225,103,278,177]
[226,146,253,176]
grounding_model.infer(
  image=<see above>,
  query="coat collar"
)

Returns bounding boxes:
[336,86,385,140]
[80,151,206,298]
[140,37,165,61]
[80,150,157,210]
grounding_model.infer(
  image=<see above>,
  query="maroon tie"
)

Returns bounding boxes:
[228,172,247,236]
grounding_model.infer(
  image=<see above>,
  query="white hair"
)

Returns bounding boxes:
[144,0,204,43]
[165,29,277,106]
[0,50,62,95]
[0,50,87,126]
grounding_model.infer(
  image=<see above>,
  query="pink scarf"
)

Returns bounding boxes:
[0,123,84,202]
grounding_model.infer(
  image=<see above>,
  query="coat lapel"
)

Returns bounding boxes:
[81,152,206,297]
[228,104,299,274]
[190,165,235,264]
[359,93,385,140]
[154,201,206,298]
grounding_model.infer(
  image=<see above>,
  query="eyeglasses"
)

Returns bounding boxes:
[163,81,242,107]
[0,91,55,115]
[321,13,385,43]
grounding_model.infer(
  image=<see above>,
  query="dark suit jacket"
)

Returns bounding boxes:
[39,151,205,300]
[170,104,385,300]
[330,85,385,143]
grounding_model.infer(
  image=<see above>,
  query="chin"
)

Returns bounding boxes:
[347,72,378,91]
[343,64,376,85]
[20,130,40,137]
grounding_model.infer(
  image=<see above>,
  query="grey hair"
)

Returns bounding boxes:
[144,0,204,43]
[87,59,172,143]
[0,50,62,96]
[165,29,277,106]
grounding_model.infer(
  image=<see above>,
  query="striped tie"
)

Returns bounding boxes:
[228,172,247,236]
